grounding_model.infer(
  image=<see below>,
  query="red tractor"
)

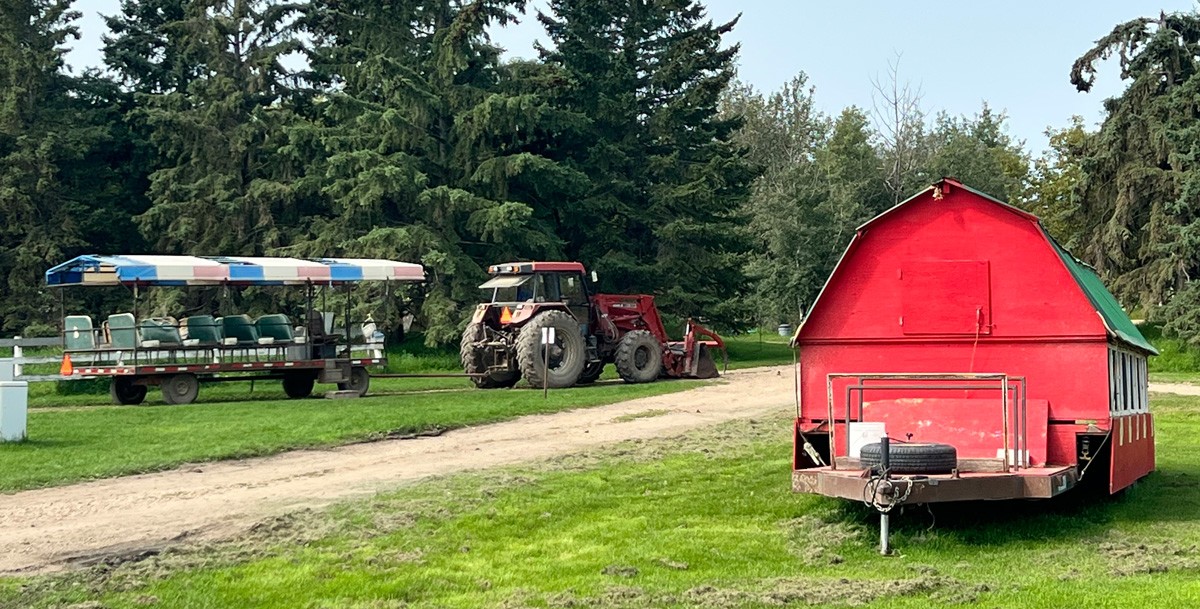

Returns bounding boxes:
[460,261,726,389]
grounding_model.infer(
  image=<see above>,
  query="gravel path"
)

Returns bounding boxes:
[0,366,793,575]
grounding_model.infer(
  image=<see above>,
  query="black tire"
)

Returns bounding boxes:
[614,330,663,383]
[338,366,370,396]
[161,373,200,405]
[576,361,605,385]
[460,322,520,389]
[109,377,147,405]
[516,310,586,389]
[859,442,958,475]
[282,371,316,399]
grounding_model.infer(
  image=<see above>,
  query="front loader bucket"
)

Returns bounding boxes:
[678,318,727,379]
[688,343,721,379]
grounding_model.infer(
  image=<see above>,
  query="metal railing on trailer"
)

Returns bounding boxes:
[825,372,1029,472]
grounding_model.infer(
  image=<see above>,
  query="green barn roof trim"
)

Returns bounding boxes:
[1051,242,1158,355]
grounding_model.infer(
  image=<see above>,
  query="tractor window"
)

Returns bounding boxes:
[560,274,586,306]
[480,275,534,303]
[537,274,562,302]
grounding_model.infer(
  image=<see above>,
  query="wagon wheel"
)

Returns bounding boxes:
[161,373,200,405]
[282,371,316,399]
[109,376,147,405]
[859,442,958,475]
[338,366,370,397]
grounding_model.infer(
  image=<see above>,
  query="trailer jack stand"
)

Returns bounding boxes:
[880,512,891,556]
[878,436,892,555]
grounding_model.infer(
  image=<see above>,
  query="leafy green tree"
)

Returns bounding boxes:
[292,0,580,344]
[538,0,755,328]
[726,75,888,325]
[1070,10,1200,308]
[923,104,1030,204]
[1025,117,1087,246]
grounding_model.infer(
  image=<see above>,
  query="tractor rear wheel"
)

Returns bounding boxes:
[460,322,520,389]
[615,330,663,383]
[516,311,586,388]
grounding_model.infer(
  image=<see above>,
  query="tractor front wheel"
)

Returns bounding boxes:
[516,311,586,389]
[615,330,663,383]
[576,361,605,385]
[460,322,521,389]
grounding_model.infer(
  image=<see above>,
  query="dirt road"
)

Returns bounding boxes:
[0,366,793,575]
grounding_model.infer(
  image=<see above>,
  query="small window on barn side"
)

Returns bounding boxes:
[1109,347,1148,415]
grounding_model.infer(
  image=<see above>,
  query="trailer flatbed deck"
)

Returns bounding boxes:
[793,463,1078,503]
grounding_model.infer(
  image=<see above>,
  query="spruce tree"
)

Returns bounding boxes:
[1070,11,1200,307]
[294,0,583,344]
[538,0,754,328]
[0,0,90,332]
[107,0,306,256]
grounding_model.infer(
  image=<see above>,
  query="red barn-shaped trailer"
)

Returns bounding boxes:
[792,179,1157,505]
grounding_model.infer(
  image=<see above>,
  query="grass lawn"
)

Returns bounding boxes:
[5,394,1198,608]
[0,330,792,493]
[20,332,792,410]
[0,380,702,492]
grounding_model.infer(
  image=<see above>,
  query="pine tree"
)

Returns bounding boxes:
[1070,11,1200,307]
[107,0,306,257]
[0,0,91,332]
[538,0,755,328]
[292,0,582,344]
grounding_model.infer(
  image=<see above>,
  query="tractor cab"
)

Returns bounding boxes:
[476,262,594,330]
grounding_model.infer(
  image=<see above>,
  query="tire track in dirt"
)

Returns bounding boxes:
[0,366,793,575]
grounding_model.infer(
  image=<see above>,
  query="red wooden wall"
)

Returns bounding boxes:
[796,185,1115,467]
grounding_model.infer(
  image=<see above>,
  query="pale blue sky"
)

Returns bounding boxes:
[67,0,1197,153]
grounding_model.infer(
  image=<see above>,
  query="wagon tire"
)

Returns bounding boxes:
[110,377,147,405]
[337,366,370,397]
[614,330,662,383]
[516,311,586,389]
[282,371,316,399]
[460,322,520,389]
[860,442,958,475]
[161,373,200,405]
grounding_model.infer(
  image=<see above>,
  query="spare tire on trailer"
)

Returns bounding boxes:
[460,322,520,389]
[614,329,662,383]
[859,442,958,475]
[516,310,586,388]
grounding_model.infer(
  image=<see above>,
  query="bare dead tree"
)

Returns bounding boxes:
[871,53,928,206]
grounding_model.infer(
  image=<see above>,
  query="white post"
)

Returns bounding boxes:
[0,360,28,442]
[12,337,22,378]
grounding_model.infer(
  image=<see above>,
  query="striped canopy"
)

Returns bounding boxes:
[45,255,426,287]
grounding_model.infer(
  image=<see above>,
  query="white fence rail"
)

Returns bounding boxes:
[0,336,74,382]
